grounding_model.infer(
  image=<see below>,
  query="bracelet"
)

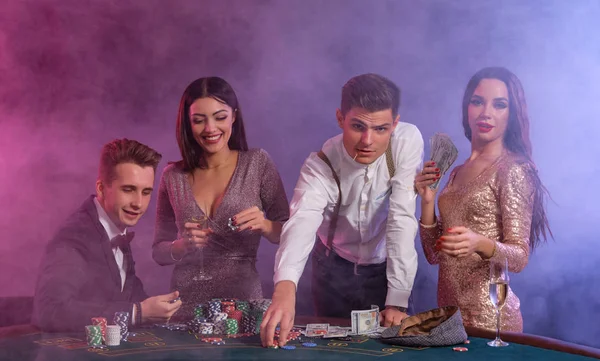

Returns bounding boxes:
[135,302,142,325]
[490,240,498,258]
[387,305,408,313]
[170,240,183,262]
[419,218,438,229]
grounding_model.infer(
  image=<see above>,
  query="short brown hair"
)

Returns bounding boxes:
[341,73,401,117]
[98,138,162,184]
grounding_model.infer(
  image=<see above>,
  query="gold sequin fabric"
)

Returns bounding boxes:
[420,153,535,332]
[153,149,289,318]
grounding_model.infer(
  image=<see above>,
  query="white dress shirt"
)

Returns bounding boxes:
[274,122,424,307]
[93,197,127,291]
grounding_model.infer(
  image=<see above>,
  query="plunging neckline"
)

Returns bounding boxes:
[185,151,242,221]
[448,153,504,191]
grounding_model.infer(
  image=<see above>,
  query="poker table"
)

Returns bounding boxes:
[1,317,599,360]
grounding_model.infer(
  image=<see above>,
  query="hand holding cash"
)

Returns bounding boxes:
[428,133,458,190]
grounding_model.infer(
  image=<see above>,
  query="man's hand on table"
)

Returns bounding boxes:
[380,306,409,327]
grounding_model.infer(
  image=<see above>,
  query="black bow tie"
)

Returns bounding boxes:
[111,232,135,249]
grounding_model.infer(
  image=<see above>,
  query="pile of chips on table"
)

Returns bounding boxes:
[187,298,271,337]
[84,313,126,348]
[159,298,285,345]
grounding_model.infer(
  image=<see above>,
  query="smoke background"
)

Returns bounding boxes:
[1,0,599,348]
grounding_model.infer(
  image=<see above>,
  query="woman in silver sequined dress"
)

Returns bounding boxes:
[414,67,551,332]
[152,77,289,318]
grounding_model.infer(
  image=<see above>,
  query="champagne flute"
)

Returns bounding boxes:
[487,257,509,347]
[190,215,213,281]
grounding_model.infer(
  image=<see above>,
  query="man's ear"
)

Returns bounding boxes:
[391,114,400,130]
[95,180,104,200]
[336,109,344,129]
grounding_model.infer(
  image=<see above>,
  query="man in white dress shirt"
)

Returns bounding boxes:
[261,74,424,346]
[33,139,182,331]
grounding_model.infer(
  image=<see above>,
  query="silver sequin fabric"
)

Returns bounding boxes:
[153,149,289,318]
[420,153,535,332]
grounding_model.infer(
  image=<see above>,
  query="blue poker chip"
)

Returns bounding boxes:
[281,345,296,350]
[302,342,317,347]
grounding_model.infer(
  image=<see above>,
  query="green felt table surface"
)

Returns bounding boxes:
[0,326,596,361]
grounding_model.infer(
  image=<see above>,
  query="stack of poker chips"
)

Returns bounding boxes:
[221,300,236,314]
[113,312,130,341]
[249,299,271,315]
[91,317,107,342]
[227,309,243,328]
[245,309,263,335]
[235,301,250,316]
[225,318,238,335]
[85,325,103,347]
[194,304,206,319]
[207,300,221,319]
[200,322,214,335]
[212,312,228,334]
[241,314,254,334]
[105,325,121,346]
[187,317,203,334]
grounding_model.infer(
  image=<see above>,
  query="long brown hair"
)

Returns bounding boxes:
[175,77,248,172]
[461,67,552,250]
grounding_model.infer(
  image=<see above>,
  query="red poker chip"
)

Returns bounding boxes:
[453,347,469,352]
[201,337,223,343]
[464,339,471,344]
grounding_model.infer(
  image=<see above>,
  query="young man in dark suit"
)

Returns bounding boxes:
[33,139,182,332]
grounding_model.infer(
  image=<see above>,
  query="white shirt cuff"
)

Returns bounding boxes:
[273,268,301,290]
[385,288,411,308]
[131,304,136,325]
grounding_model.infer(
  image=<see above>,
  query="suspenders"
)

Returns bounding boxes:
[316,142,395,258]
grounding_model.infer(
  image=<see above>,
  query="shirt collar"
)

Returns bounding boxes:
[93,196,127,241]
[338,138,382,174]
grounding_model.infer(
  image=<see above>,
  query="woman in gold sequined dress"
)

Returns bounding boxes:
[415,67,551,332]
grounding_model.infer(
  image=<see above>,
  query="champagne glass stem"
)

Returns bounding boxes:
[199,248,204,270]
[495,308,501,341]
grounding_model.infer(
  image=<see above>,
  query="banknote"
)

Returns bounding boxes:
[429,133,458,190]
[306,323,329,337]
[351,308,379,335]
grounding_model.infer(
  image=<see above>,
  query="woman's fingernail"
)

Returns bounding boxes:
[435,168,440,171]
[447,228,453,232]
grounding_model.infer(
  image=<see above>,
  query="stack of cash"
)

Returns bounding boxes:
[429,133,458,190]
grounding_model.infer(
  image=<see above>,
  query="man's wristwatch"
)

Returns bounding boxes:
[387,305,408,313]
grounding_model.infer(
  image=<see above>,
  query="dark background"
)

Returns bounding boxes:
[1,0,599,348]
